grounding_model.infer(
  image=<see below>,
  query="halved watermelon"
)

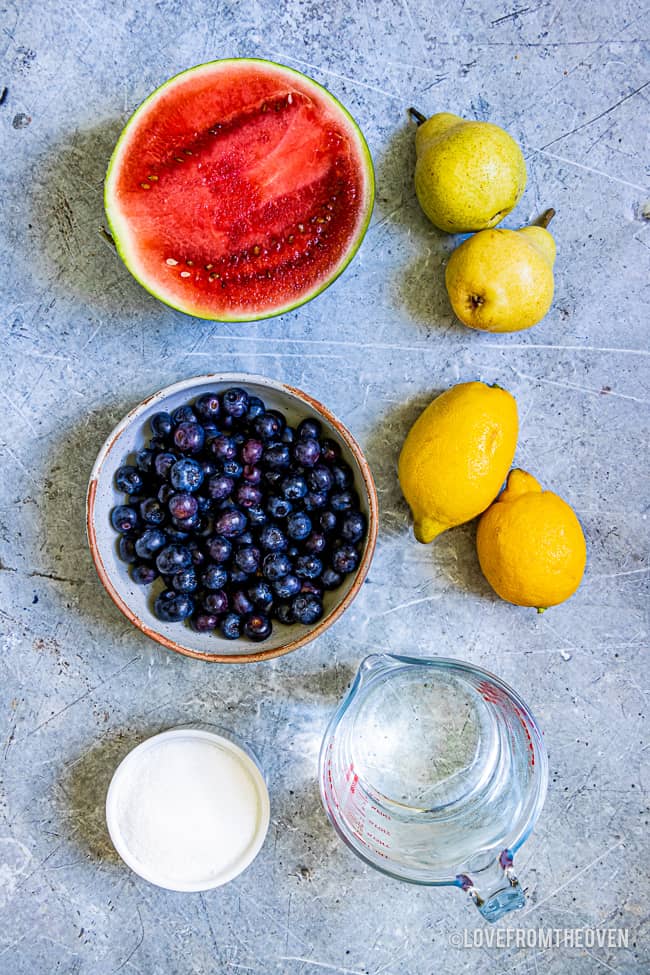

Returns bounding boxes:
[105,59,375,321]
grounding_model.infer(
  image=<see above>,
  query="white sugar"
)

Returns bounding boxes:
[111,734,267,889]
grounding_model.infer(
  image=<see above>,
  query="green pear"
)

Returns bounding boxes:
[409,107,527,234]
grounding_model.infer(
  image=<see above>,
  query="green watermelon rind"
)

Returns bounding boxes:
[104,57,375,323]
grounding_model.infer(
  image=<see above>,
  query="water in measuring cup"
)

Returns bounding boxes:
[331,665,536,880]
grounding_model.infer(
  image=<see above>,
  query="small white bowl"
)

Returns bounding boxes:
[87,373,378,663]
[106,727,270,891]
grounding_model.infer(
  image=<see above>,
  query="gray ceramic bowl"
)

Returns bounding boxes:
[87,374,378,663]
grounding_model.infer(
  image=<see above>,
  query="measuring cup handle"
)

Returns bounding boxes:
[456,850,526,923]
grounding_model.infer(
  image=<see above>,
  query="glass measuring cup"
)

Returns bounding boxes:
[319,654,548,922]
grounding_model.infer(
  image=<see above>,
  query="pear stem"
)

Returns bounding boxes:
[408,107,427,126]
[538,208,556,229]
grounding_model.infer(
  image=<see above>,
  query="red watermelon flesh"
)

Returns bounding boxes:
[105,59,374,321]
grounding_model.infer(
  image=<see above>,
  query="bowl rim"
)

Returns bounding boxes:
[86,372,379,663]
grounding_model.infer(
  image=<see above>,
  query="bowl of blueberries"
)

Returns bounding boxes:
[87,374,378,662]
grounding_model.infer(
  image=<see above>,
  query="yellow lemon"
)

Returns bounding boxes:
[398,382,518,543]
[444,215,556,333]
[476,469,587,610]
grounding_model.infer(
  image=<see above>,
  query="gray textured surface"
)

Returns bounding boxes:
[1,0,649,972]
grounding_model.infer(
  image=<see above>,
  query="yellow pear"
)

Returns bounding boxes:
[409,107,526,234]
[445,210,557,333]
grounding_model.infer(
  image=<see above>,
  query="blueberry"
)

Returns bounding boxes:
[319,510,338,534]
[118,535,138,563]
[281,474,308,500]
[202,425,219,444]
[247,505,268,526]
[238,531,254,546]
[221,613,243,640]
[254,412,283,441]
[262,552,292,581]
[287,511,312,541]
[203,590,229,615]
[264,444,291,469]
[301,580,323,599]
[230,568,250,584]
[248,580,274,613]
[174,421,205,454]
[303,491,327,511]
[259,525,288,552]
[168,492,198,521]
[207,475,235,501]
[304,532,327,555]
[132,563,158,585]
[202,564,229,590]
[222,387,249,418]
[293,438,320,467]
[267,495,292,519]
[281,426,296,445]
[194,392,221,420]
[157,483,175,505]
[333,491,359,514]
[320,438,341,464]
[297,418,322,440]
[171,405,197,425]
[307,465,333,493]
[154,589,194,622]
[243,613,272,642]
[138,498,165,525]
[242,464,262,485]
[331,462,353,490]
[242,438,263,465]
[196,495,212,515]
[172,567,198,593]
[214,509,248,538]
[188,540,207,567]
[341,511,366,543]
[165,526,190,542]
[171,512,201,531]
[234,545,261,574]
[321,567,343,590]
[227,588,252,615]
[150,411,173,439]
[290,593,323,625]
[272,574,301,599]
[192,613,219,633]
[245,396,265,422]
[222,459,243,479]
[287,545,300,559]
[154,451,177,480]
[170,458,204,492]
[209,434,237,462]
[111,505,140,533]
[295,554,323,579]
[156,544,192,575]
[206,535,232,563]
[275,602,294,625]
[135,527,167,559]
[235,484,263,508]
[331,544,360,574]
[115,465,146,495]
[136,448,156,473]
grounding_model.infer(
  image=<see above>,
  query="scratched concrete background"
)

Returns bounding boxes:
[1,0,649,972]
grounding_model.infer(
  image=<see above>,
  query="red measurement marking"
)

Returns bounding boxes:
[370,805,390,819]
[514,704,535,767]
